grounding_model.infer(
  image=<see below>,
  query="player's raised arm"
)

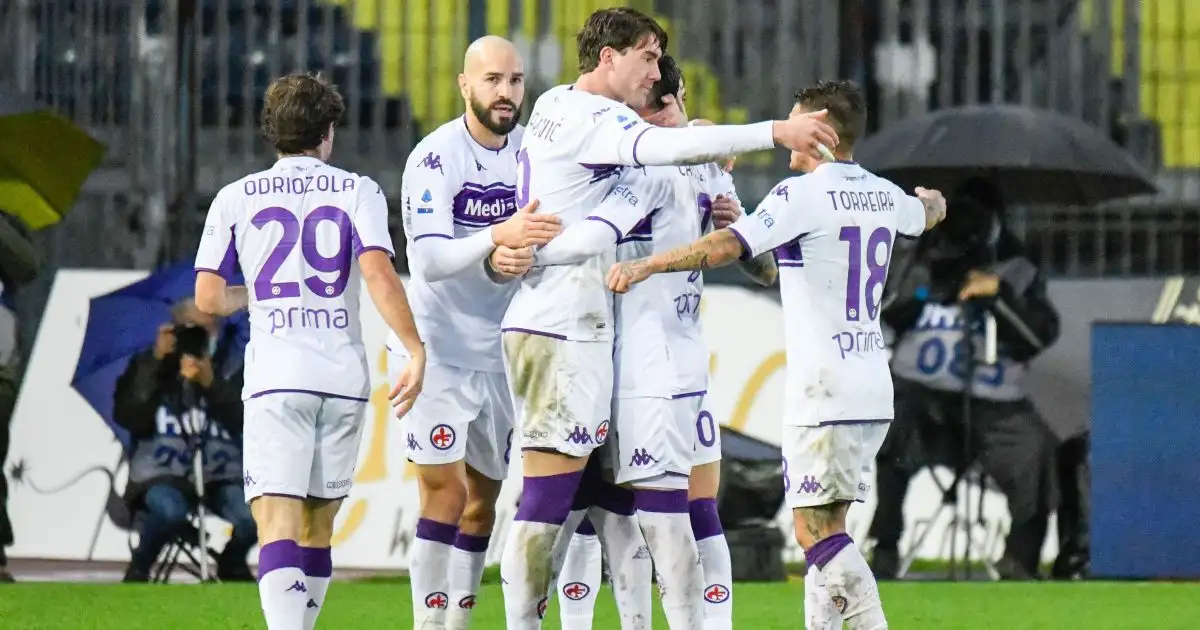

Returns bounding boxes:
[580,106,838,168]
[193,190,250,316]
[607,179,809,293]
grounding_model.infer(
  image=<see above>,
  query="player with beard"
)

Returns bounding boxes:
[392,36,559,630]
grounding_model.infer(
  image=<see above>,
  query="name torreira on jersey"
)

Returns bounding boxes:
[194,156,395,401]
[397,116,525,372]
[725,161,927,426]
[501,84,779,342]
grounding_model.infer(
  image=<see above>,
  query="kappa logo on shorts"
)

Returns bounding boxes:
[424,592,449,609]
[430,424,456,451]
[562,582,591,600]
[566,426,592,445]
[406,432,421,452]
[629,448,658,467]
[704,584,730,603]
[458,595,476,609]
[797,475,824,494]
[243,472,256,488]
[536,596,548,619]
[595,420,610,444]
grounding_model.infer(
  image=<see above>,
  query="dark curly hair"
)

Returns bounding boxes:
[646,54,682,112]
[794,79,867,150]
[576,7,668,74]
[260,73,345,155]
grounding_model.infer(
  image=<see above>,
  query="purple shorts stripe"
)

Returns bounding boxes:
[501,327,568,341]
[413,233,453,241]
[246,388,369,402]
[816,418,891,427]
[671,390,706,400]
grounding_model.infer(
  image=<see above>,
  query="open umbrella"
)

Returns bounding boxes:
[0,87,107,230]
[71,261,247,448]
[857,105,1157,205]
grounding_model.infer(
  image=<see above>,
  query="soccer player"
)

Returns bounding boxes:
[495,6,838,627]
[547,54,777,630]
[606,80,948,630]
[193,73,426,630]
[392,36,558,630]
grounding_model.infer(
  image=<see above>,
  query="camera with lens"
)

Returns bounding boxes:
[173,323,211,358]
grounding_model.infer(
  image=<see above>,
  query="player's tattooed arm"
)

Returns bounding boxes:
[737,251,778,287]
[606,229,744,294]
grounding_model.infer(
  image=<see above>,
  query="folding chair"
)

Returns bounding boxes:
[897,463,1006,580]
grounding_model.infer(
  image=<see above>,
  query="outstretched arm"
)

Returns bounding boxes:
[607,229,745,293]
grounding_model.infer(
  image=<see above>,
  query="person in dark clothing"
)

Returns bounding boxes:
[868,178,1075,580]
[114,298,256,582]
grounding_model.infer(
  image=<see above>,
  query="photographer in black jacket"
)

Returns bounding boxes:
[114,298,257,582]
[868,178,1069,580]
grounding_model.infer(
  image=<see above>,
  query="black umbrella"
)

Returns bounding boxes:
[857,105,1156,205]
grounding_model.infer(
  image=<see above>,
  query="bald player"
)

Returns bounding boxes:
[391,36,557,630]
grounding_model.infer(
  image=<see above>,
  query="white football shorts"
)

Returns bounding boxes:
[388,351,515,481]
[609,395,698,485]
[241,391,367,503]
[781,421,891,509]
[502,332,613,458]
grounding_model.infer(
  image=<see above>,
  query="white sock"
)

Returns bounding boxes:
[635,488,704,630]
[557,520,603,630]
[690,499,733,630]
[411,518,458,629]
[446,533,490,630]
[257,540,309,630]
[817,536,888,630]
[300,546,332,630]
[589,505,653,630]
[804,564,840,630]
[501,472,585,630]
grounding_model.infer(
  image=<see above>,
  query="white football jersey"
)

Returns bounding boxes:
[194,156,394,401]
[611,163,729,398]
[397,117,524,372]
[727,161,927,426]
[501,85,653,341]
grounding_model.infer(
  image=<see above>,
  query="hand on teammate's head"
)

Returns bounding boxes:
[773,109,839,161]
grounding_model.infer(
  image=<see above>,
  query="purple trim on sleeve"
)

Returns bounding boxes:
[500,327,568,341]
[726,226,754,261]
[356,245,395,259]
[585,215,623,241]
[414,233,453,241]
[630,127,653,167]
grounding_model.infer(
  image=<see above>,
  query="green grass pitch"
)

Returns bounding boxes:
[0,580,1197,629]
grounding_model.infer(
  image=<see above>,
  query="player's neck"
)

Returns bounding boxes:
[463,113,506,150]
[276,151,323,162]
[573,73,620,102]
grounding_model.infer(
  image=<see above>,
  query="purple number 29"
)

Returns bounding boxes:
[515,148,531,207]
[839,225,893,321]
[252,205,354,301]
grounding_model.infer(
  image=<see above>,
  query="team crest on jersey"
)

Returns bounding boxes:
[536,596,548,619]
[457,595,476,609]
[594,420,610,444]
[562,582,591,600]
[424,592,449,609]
[704,584,730,603]
[429,424,456,451]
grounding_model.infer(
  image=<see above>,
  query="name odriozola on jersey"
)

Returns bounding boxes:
[194,156,394,401]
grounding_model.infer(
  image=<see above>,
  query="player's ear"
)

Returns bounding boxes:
[599,46,614,68]
[457,73,469,99]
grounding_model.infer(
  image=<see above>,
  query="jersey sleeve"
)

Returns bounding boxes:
[725,178,817,260]
[896,191,927,237]
[574,103,649,165]
[401,145,459,242]
[352,176,395,258]
[587,168,670,239]
[194,189,238,280]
